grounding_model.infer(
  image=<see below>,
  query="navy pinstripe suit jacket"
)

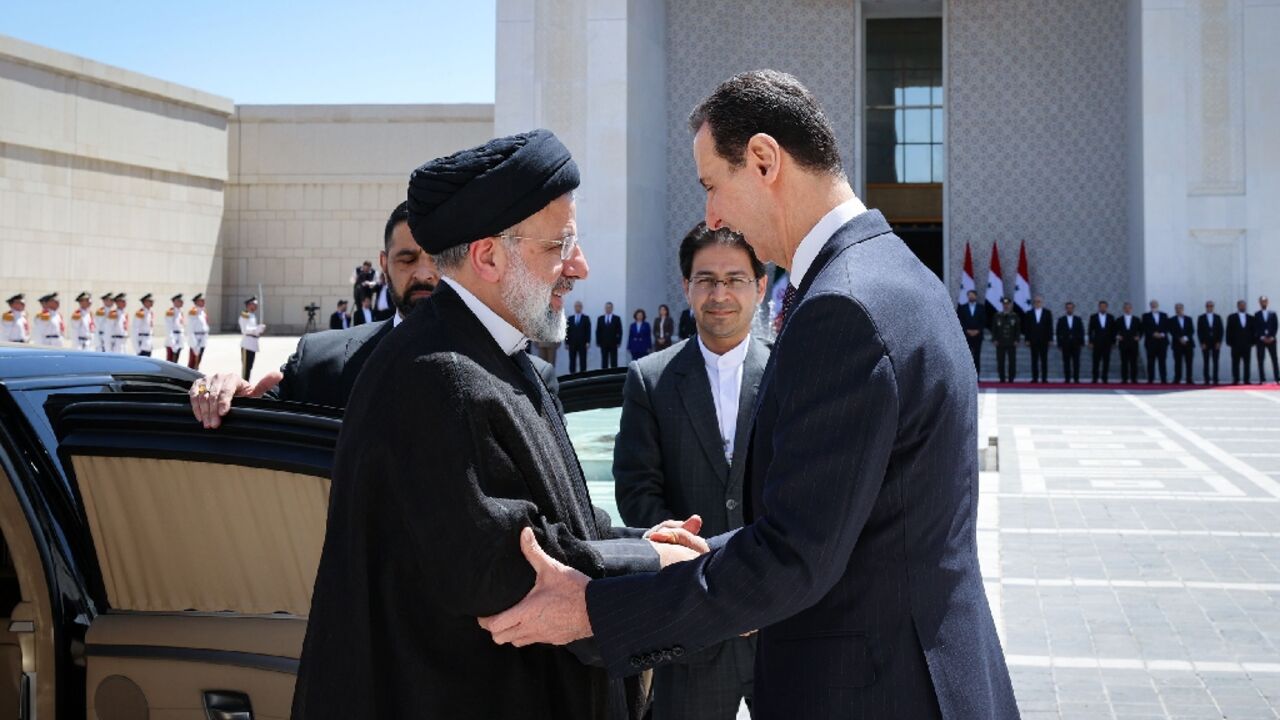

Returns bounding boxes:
[586,210,1018,719]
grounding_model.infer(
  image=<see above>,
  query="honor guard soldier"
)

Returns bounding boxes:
[238,296,267,380]
[164,294,186,363]
[107,293,129,353]
[186,293,210,370]
[32,292,66,347]
[3,294,28,343]
[95,292,113,351]
[992,297,1021,382]
[131,293,156,356]
[70,291,95,351]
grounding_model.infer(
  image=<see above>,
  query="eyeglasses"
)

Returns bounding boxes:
[503,232,579,261]
[690,276,755,292]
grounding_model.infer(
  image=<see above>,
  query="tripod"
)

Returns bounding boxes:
[303,302,319,334]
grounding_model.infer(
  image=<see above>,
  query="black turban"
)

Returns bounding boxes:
[406,129,580,254]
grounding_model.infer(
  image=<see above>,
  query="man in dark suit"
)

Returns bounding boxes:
[188,202,558,425]
[1116,302,1144,383]
[1057,301,1084,383]
[597,302,623,369]
[1088,300,1116,383]
[1227,299,1254,384]
[295,132,697,720]
[483,70,1017,720]
[678,307,696,340]
[1169,303,1196,384]
[1022,294,1053,383]
[1256,296,1278,383]
[351,295,376,325]
[1198,300,1224,385]
[1143,299,1169,384]
[615,222,769,719]
[957,288,985,376]
[566,300,592,373]
[329,300,350,330]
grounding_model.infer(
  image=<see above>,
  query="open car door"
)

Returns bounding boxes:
[50,393,339,720]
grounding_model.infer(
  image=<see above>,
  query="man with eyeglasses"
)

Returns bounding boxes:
[294,130,701,720]
[613,221,769,719]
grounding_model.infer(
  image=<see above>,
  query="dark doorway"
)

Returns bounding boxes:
[893,223,944,281]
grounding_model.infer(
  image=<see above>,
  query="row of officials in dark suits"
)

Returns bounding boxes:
[958,290,1279,384]
[563,303,698,372]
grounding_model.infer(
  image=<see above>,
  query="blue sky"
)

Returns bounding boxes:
[1,0,496,104]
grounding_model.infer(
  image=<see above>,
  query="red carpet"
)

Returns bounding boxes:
[978,380,1280,391]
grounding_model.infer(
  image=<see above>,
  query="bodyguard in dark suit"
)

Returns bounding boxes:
[615,223,769,719]
[1143,300,1169,383]
[598,302,623,369]
[566,300,593,373]
[296,132,686,719]
[1227,299,1254,384]
[957,289,985,376]
[1057,302,1085,383]
[1168,304,1195,384]
[1256,296,1278,383]
[1198,301,1224,385]
[351,297,375,325]
[1116,302,1144,383]
[1022,295,1053,383]
[1087,300,1116,383]
[483,70,1017,720]
[328,300,350,330]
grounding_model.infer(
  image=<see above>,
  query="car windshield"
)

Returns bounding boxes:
[564,406,622,525]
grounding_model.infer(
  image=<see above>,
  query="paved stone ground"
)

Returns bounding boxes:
[987,387,1280,719]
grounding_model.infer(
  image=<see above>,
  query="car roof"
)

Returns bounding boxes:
[0,342,199,384]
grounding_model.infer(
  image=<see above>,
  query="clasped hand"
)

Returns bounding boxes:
[477,515,708,647]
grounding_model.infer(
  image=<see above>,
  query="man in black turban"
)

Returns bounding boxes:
[293,129,704,720]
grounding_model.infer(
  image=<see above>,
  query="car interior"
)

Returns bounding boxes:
[0,462,56,720]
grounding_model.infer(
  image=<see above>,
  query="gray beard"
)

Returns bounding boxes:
[501,250,568,343]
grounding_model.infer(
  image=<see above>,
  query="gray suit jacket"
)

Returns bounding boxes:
[614,336,768,539]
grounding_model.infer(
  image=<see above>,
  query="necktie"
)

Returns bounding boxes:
[781,284,798,329]
[512,351,596,536]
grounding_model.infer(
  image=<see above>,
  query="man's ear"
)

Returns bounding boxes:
[746,133,782,182]
[471,237,503,283]
[755,276,768,303]
[379,249,388,276]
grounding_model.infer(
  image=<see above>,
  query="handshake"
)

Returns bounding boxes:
[477,515,710,648]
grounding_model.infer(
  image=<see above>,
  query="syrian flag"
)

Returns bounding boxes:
[985,242,1004,321]
[957,242,976,305]
[1013,240,1032,313]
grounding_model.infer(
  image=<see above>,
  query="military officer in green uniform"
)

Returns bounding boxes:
[992,296,1022,383]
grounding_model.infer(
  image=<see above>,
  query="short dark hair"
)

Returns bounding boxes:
[678,221,767,280]
[688,69,842,175]
[384,198,409,249]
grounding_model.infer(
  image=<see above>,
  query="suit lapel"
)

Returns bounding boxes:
[674,340,731,484]
[730,339,767,487]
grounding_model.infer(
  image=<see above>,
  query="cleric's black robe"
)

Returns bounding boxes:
[292,282,657,720]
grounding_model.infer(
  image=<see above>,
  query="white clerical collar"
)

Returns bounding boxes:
[789,196,867,289]
[440,276,528,356]
[697,333,752,372]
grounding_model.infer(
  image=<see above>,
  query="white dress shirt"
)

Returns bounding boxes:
[1099,314,1107,328]
[789,196,868,289]
[1033,308,1043,323]
[697,334,752,463]
[441,276,528,355]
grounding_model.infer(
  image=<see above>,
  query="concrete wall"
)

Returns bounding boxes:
[497,0,673,331]
[948,0,1131,314]
[221,104,493,331]
[1137,0,1279,312]
[0,33,232,323]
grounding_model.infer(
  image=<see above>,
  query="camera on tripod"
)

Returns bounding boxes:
[303,302,321,334]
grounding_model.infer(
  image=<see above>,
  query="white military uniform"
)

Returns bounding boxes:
[2,309,28,343]
[131,307,154,355]
[106,307,129,353]
[71,306,95,351]
[239,310,265,352]
[186,305,209,355]
[95,303,110,351]
[164,306,185,355]
[32,309,64,347]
